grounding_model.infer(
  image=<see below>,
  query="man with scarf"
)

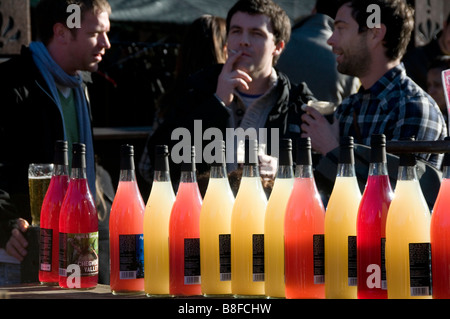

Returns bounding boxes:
[0,0,111,284]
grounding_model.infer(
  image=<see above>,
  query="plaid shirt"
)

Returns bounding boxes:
[336,64,447,168]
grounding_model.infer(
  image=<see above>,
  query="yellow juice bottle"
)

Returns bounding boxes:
[200,141,235,296]
[144,145,176,297]
[264,139,294,298]
[231,139,268,297]
[385,152,431,299]
[325,137,361,299]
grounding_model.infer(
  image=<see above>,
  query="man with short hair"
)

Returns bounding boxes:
[301,0,447,169]
[145,0,315,187]
[0,0,111,284]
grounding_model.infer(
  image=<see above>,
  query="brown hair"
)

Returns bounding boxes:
[36,0,111,45]
[226,0,291,65]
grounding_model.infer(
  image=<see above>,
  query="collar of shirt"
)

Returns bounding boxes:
[357,64,405,112]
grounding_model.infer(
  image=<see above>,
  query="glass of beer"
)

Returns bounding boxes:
[28,163,53,226]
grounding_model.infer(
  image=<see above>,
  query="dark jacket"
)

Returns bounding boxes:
[145,64,315,185]
[0,46,92,247]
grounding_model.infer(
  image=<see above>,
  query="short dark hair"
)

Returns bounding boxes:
[36,0,111,45]
[226,0,291,64]
[315,0,340,19]
[338,0,414,61]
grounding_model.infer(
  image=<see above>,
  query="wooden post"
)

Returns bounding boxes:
[0,0,31,56]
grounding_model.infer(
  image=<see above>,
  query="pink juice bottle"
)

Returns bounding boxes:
[59,143,98,289]
[39,140,69,284]
[169,146,202,296]
[430,137,450,299]
[356,134,393,299]
[284,137,325,299]
[109,144,145,294]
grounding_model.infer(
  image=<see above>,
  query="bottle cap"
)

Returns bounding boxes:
[54,140,68,166]
[296,137,312,166]
[244,139,258,165]
[211,140,226,167]
[398,137,416,167]
[339,136,354,165]
[154,145,170,172]
[370,134,387,163]
[120,144,135,171]
[279,138,293,167]
[72,142,86,168]
[181,145,196,172]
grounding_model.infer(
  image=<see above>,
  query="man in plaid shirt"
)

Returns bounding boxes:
[301,0,447,169]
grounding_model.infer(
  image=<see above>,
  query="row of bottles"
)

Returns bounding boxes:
[39,141,98,289]
[38,135,450,299]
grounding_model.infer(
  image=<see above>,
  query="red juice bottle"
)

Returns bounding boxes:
[431,137,450,298]
[59,143,98,289]
[39,140,69,284]
[109,145,145,294]
[356,134,393,299]
[169,146,202,296]
[284,137,325,299]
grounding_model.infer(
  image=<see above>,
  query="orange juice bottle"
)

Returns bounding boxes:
[324,136,360,299]
[231,139,268,297]
[264,138,294,298]
[109,145,145,295]
[385,152,431,299]
[430,138,450,299]
[284,137,325,299]
[169,146,202,296]
[200,140,234,296]
[144,145,175,297]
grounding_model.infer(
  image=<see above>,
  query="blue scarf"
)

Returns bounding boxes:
[29,41,96,198]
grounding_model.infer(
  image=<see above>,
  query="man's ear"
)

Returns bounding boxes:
[367,23,387,49]
[52,22,71,44]
[273,40,285,57]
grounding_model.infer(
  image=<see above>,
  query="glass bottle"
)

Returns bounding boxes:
[385,150,432,299]
[430,137,450,298]
[231,139,268,297]
[200,140,234,296]
[144,145,176,297]
[109,144,145,294]
[169,146,202,296]
[325,136,361,299]
[39,140,69,285]
[284,137,325,299]
[357,134,393,299]
[264,138,294,298]
[59,143,98,289]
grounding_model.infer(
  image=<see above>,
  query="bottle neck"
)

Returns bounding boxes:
[397,165,418,181]
[54,163,69,177]
[337,163,355,178]
[71,166,87,180]
[180,170,197,183]
[154,170,171,182]
[295,164,313,178]
[444,166,450,179]
[210,164,227,179]
[277,165,294,179]
[243,163,259,178]
[368,162,389,176]
[120,168,137,182]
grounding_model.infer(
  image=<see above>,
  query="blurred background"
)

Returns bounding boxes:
[0,0,448,198]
